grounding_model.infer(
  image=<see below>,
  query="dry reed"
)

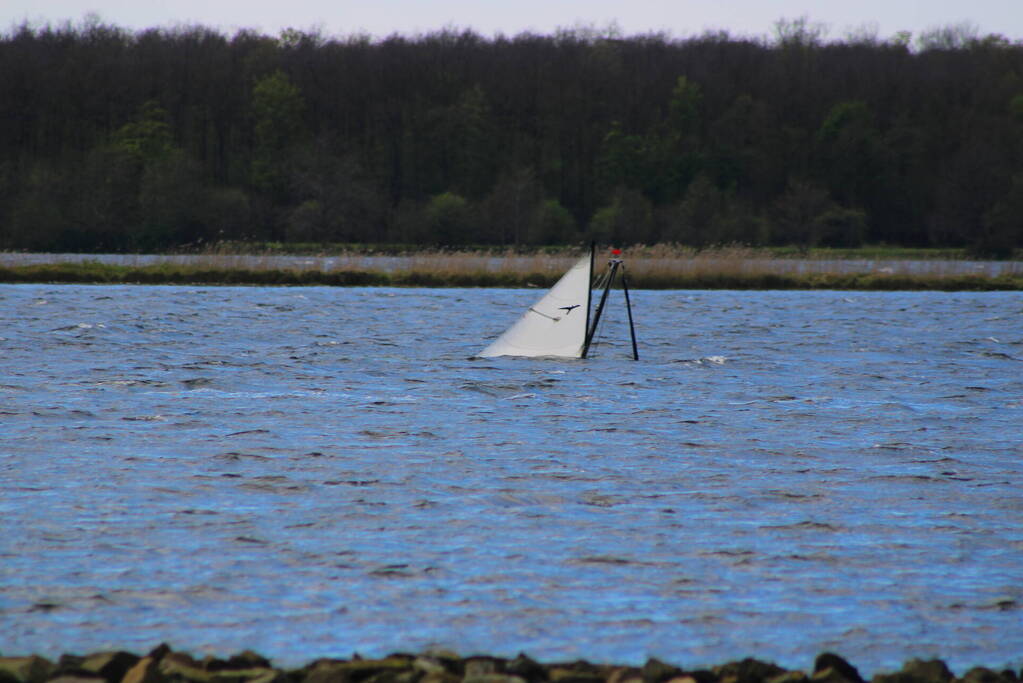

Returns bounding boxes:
[2,245,1021,289]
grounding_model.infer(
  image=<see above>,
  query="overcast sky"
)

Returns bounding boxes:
[3,0,1022,42]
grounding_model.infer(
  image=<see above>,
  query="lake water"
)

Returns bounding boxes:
[1,284,1022,675]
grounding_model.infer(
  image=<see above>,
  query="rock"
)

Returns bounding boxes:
[158,653,212,683]
[363,671,420,683]
[686,671,717,683]
[46,676,107,683]
[606,667,643,683]
[151,651,280,683]
[304,657,414,683]
[547,666,603,683]
[121,658,166,683]
[212,669,282,683]
[418,672,460,683]
[814,655,863,683]
[57,658,86,672]
[464,658,501,680]
[202,653,274,674]
[769,672,807,683]
[962,669,1010,683]
[464,677,526,683]
[0,656,55,683]
[223,654,271,672]
[504,656,545,683]
[642,659,682,683]
[146,649,172,665]
[81,653,141,683]
[412,660,448,677]
[900,661,952,683]
[813,671,854,683]
[872,660,960,683]
[715,659,787,683]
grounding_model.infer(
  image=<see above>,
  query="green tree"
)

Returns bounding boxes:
[529,199,577,245]
[772,179,849,250]
[589,186,654,245]
[1011,94,1023,123]
[287,144,383,243]
[979,174,1023,257]
[815,101,883,232]
[251,70,307,213]
[660,173,726,246]
[114,100,174,163]
[424,192,472,245]
[137,150,211,248]
[481,167,543,245]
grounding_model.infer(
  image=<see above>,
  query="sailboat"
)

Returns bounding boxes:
[478,244,638,360]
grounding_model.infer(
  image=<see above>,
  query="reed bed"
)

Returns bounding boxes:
[1,246,1021,290]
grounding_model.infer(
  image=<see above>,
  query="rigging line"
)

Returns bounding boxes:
[587,271,617,356]
[588,290,612,354]
[528,307,561,322]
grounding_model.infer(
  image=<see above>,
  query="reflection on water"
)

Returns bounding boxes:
[1,284,1021,674]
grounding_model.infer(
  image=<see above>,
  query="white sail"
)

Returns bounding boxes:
[479,254,591,358]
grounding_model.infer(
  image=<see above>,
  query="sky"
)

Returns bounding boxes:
[3,0,1022,43]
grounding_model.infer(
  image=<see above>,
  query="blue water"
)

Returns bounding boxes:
[1,284,1022,675]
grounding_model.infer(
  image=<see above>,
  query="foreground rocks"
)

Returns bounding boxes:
[0,649,1019,683]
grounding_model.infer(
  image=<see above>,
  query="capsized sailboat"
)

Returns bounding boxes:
[478,244,638,360]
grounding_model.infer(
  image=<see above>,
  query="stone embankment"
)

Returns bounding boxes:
[1,648,1020,683]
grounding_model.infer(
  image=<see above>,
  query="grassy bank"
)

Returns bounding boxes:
[1,246,1021,290]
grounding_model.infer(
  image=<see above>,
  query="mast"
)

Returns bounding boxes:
[620,264,639,361]
[581,247,639,360]
[584,241,594,357]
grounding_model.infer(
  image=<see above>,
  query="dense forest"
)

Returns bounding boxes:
[1,17,1022,254]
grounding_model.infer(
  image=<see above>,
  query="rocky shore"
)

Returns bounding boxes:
[1,648,1019,683]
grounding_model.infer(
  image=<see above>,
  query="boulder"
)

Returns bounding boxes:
[121,658,165,683]
[412,660,448,677]
[503,656,545,683]
[304,657,414,683]
[463,677,526,683]
[714,659,787,683]
[81,653,141,683]
[814,655,863,683]
[961,669,1011,683]
[606,668,643,683]
[0,656,55,683]
[45,676,107,683]
[464,658,501,680]
[223,655,271,672]
[642,659,682,683]
[900,661,952,683]
[547,666,603,683]
[769,672,807,683]
[158,653,212,683]
[418,672,460,683]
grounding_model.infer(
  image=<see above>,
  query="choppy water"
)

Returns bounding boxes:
[1,284,1022,674]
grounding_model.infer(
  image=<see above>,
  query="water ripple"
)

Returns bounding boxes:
[1,285,1021,674]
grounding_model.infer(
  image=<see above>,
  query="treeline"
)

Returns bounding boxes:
[1,18,1023,254]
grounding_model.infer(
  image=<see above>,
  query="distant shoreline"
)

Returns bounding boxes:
[1,253,1021,290]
